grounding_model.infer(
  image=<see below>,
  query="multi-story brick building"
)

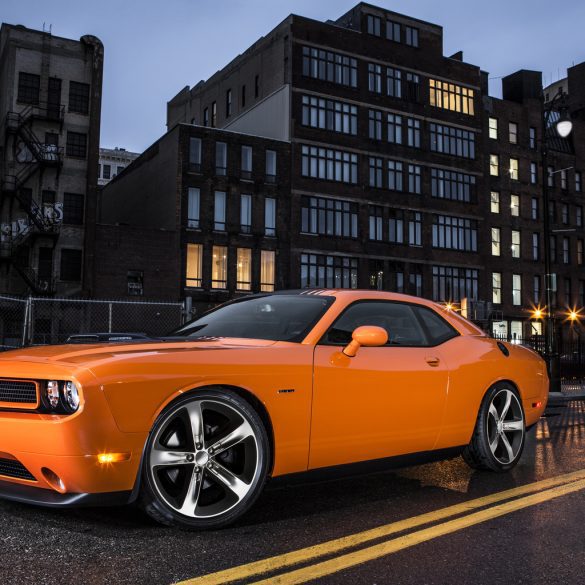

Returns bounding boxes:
[0,23,103,296]
[98,146,139,186]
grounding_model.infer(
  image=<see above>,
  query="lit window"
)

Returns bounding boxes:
[510,194,520,217]
[489,117,498,140]
[260,250,276,291]
[490,154,499,176]
[186,244,203,287]
[236,248,252,290]
[211,246,227,289]
[509,158,519,180]
[512,274,522,306]
[491,191,500,214]
[187,187,200,228]
[491,228,501,256]
[429,79,474,115]
[511,230,521,258]
[509,122,518,144]
[492,272,502,304]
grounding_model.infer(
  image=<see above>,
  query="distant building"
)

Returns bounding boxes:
[0,23,103,296]
[98,147,139,186]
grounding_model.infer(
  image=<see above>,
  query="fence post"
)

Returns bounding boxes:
[108,303,113,333]
[21,296,32,347]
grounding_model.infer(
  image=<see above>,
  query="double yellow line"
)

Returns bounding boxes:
[177,468,585,585]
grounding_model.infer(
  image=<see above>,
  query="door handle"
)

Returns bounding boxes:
[425,356,440,367]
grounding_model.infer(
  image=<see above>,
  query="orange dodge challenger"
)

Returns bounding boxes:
[0,290,548,529]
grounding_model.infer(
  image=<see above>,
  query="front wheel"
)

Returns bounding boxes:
[463,384,525,472]
[139,389,270,529]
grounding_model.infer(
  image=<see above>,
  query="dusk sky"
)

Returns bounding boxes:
[3,0,585,153]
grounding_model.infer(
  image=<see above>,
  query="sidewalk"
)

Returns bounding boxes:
[548,382,585,405]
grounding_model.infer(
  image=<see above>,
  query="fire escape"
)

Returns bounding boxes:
[1,103,64,294]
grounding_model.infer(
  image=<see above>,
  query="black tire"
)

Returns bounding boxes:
[463,383,526,473]
[139,389,270,530]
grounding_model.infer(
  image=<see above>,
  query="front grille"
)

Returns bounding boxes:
[0,458,36,481]
[0,379,38,405]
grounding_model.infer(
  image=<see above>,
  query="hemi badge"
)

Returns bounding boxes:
[278,389,295,394]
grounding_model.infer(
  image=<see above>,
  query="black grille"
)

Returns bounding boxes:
[0,458,36,481]
[0,380,37,405]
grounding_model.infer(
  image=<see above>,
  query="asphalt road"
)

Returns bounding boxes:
[1,400,585,585]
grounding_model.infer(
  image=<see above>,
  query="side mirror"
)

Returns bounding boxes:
[342,325,388,357]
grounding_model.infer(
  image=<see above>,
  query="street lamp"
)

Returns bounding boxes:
[542,88,573,393]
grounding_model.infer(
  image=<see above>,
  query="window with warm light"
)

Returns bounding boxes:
[260,250,275,291]
[511,230,521,258]
[186,244,203,287]
[236,248,252,291]
[491,228,501,256]
[509,158,519,180]
[512,274,522,306]
[492,272,502,304]
[490,154,499,176]
[491,191,500,213]
[429,79,474,115]
[511,194,520,217]
[211,246,228,289]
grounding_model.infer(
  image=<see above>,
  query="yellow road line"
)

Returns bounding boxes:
[250,477,585,585]
[177,468,585,585]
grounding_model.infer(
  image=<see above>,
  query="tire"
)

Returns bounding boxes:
[463,383,526,472]
[139,389,270,530]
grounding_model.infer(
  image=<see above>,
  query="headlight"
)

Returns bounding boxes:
[63,381,80,413]
[46,381,60,409]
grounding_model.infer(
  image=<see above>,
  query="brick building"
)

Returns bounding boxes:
[0,23,103,296]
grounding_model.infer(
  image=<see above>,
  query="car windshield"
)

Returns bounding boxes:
[169,295,333,342]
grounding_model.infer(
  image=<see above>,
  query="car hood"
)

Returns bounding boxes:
[0,338,279,367]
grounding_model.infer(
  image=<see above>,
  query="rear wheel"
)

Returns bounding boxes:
[463,384,525,472]
[139,389,270,529]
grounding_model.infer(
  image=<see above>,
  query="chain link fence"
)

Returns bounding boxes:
[0,296,185,349]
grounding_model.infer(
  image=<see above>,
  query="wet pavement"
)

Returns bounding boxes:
[1,400,585,585]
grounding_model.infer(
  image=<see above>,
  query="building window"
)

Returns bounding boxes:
[125,270,143,296]
[492,272,502,304]
[432,266,478,302]
[532,233,540,261]
[404,25,419,47]
[409,266,423,297]
[266,150,277,182]
[387,113,402,143]
[433,215,477,251]
[547,166,554,187]
[430,123,475,159]
[265,197,276,236]
[509,122,518,144]
[301,95,357,134]
[388,209,404,243]
[216,142,227,175]
[236,248,252,291]
[512,274,522,306]
[369,206,383,241]
[63,193,84,225]
[577,206,583,227]
[534,276,541,304]
[214,191,226,231]
[490,154,499,176]
[368,63,382,93]
[510,194,520,217]
[241,84,246,108]
[563,237,570,264]
[302,46,358,87]
[116,166,125,176]
[186,244,203,287]
[211,101,217,127]
[300,254,358,289]
[550,235,557,263]
[408,212,422,247]
[511,230,521,258]
[405,73,420,101]
[491,191,500,213]
[367,14,381,36]
[429,79,474,115]
[188,187,200,228]
[530,162,537,184]
[301,145,358,184]
[241,145,252,179]
[60,249,82,282]
[17,72,40,104]
[103,164,111,180]
[255,75,260,98]
[68,81,90,114]
[562,203,569,225]
[489,117,498,140]
[240,194,252,234]
[369,157,383,187]
[66,132,87,158]
[368,109,383,140]
[386,19,400,41]
[226,89,232,118]
[509,158,519,180]
[189,137,202,172]
[407,165,422,194]
[531,197,539,220]
[212,246,228,289]
[561,169,568,190]
[431,169,476,202]
[406,118,421,148]
[564,278,572,306]
[301,196,358,238]
[576,171,582,193]
[491,228,501,256]
[386,67,402,98]
[388,160,403,191]
[529,127,536,149]
[38,247,53,280]
[203,108,209,127]
[260,250,275,292]
[578,240,584,265]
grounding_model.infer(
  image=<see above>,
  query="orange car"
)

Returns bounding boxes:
[0,290,548,529]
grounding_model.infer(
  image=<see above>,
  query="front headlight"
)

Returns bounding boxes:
[63,381,80,413]
[42,380,81,413]
[46,380,60,409]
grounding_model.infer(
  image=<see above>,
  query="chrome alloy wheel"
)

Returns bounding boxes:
[486,388,525,465]
[148,398,260,519]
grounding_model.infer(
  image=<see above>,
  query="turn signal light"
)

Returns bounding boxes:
[97,452,131,464]
[532,401,542,408]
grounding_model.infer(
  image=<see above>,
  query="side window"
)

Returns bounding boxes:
[413,306,459,345]
[322,301,427,346]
